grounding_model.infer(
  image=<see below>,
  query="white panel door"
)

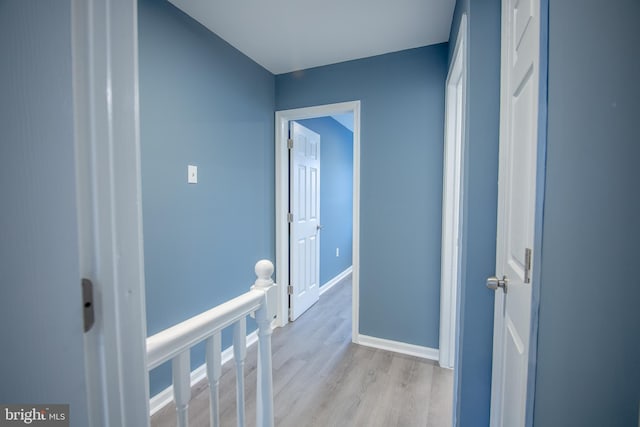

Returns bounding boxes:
[289,122,321,321]
[490,0,540,425]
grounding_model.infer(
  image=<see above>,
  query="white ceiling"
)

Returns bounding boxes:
[167,0,456,75]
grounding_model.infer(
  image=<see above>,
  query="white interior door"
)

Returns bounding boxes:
[289,121,321,321]
[489,0,540,425]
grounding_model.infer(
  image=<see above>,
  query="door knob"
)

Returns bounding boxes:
[316,224,324,231]
[487,275,508,293]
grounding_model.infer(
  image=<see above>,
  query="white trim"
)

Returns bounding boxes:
[275,101,361,345]
[319,266,353,296]
[439,14,467,371]
[72,0,149,425]
[149,330,259,416]
[357,335,440,362]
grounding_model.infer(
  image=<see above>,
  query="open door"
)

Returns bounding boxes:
[489,0,540,425]
[289,121,321,321]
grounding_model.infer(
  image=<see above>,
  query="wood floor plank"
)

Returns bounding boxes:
[151,276,453,427]
[427,366,454,427]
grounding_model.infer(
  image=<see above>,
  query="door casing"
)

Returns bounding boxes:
[440,13,467,371]
[72,0,149,425]
[275,101,361,343]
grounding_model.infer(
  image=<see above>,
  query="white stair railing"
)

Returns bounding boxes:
[146,260,277,427]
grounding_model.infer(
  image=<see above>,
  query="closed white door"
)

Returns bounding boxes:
[489,0,540,425]
[289,122,321,321]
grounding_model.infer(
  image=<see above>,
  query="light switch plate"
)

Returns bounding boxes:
[188,165,197,184]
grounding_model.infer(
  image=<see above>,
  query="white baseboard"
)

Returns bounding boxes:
[319,266,353,296]
[356,334,439,361]
[149,330,259,416]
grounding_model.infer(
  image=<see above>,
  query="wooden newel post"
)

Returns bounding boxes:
[252,260,275,427]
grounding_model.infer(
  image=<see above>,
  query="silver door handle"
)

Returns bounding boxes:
[487,275,508,293]
[316,224,324,231]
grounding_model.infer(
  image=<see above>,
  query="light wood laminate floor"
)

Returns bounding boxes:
[151,276,453,427]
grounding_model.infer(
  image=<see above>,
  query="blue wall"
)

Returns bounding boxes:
[138,0,275,396]
[295,117,353,286]
[448,0,501,425]
[0,1,89,424]
[533,0,640,425]
[277,46,448,348]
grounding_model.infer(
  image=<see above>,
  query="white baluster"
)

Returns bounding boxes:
[172,350,191,427]
[205,332,222,427]
[253,260,275,427]
[233,317,247,427]
[145,260,276,427]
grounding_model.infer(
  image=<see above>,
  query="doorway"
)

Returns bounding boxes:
[275,101,361,343]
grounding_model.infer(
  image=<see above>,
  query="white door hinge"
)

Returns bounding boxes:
[287,212,293,223]
[287,138,293,149]
[288,285,294,295]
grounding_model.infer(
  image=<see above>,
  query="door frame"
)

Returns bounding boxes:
[439,14,467,370]
[275,101,361,342]
[523,0,549,424]
[72,0,149,425]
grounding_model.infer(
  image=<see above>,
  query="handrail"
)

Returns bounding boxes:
[146,260,276,427]
[147,289,263,370]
